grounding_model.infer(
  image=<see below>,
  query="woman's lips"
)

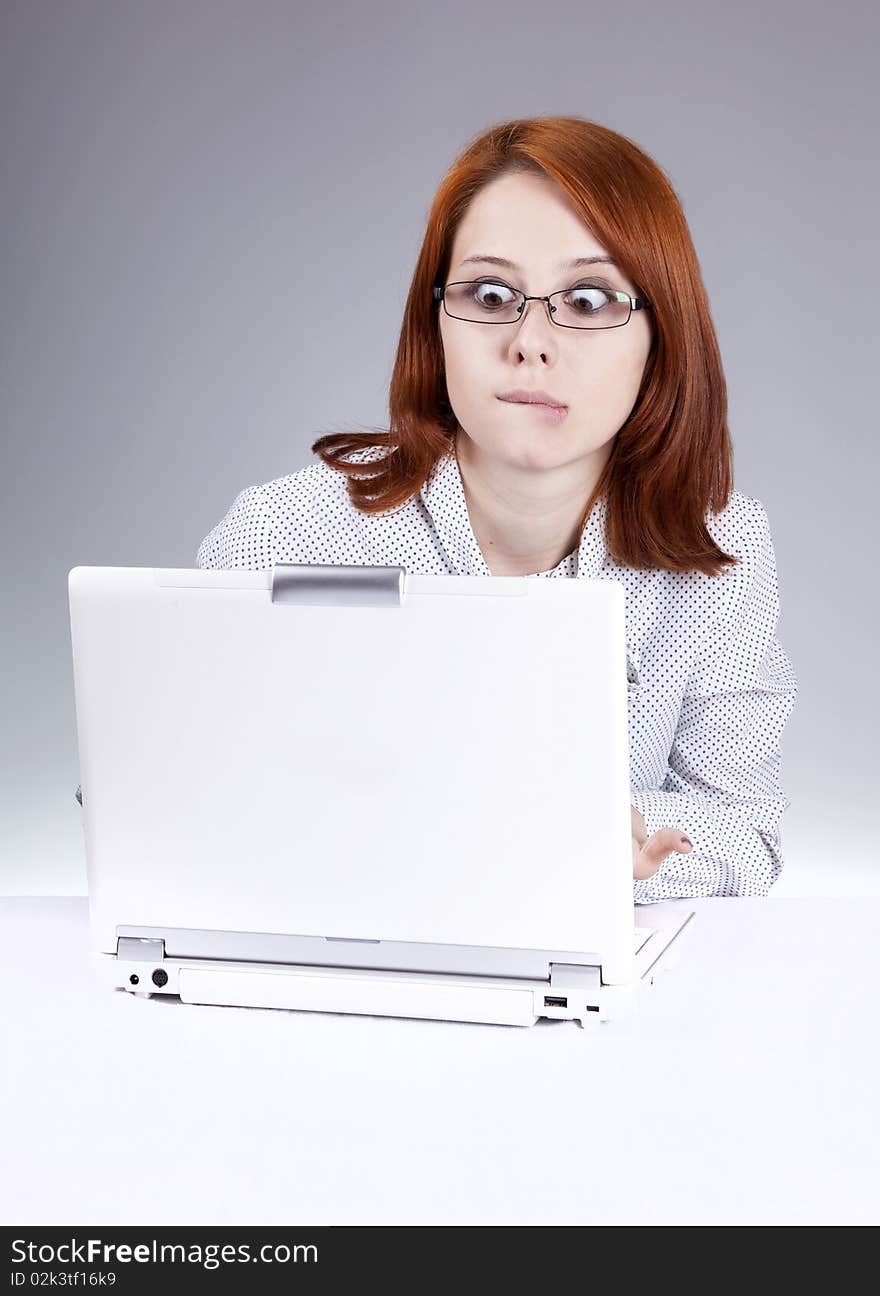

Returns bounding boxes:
[498,396,569,423]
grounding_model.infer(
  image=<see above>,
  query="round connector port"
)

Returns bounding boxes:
[152,968,169,987]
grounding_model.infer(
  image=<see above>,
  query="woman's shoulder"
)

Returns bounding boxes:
[195,446,391,569]
[261,443,389,501]
[615,489,773,626]
[612,490,769,588]
[688,489,777,632]
[705,488,771,557]
[258,444,390,530]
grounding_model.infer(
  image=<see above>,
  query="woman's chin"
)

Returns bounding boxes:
[497,434,578,472]
[457,423,590,474]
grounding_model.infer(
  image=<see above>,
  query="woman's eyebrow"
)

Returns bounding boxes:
[458,254,618,271]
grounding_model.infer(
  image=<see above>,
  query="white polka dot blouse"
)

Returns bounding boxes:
[196,443,799,904]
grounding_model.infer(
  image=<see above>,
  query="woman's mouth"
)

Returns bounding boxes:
[497,396,569,424]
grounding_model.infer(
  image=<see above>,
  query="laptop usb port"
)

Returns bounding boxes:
[543,995,567,1008]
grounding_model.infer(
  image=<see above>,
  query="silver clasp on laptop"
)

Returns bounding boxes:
[271,564,406,607]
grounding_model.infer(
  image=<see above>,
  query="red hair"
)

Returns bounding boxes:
[311,115,738,576]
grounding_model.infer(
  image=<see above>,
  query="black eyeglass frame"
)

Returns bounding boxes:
[432,280,652,329]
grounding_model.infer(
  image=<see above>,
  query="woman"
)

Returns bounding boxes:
[197,115,799,901]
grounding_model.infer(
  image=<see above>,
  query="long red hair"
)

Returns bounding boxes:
[311,115,738,576]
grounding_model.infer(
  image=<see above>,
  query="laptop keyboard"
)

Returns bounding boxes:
[634,926,654,954]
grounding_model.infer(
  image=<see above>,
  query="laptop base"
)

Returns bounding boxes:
[98,952,639,1029]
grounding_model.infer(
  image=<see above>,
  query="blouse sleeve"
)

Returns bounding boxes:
[631,500,799,902]
[195,484,275,570]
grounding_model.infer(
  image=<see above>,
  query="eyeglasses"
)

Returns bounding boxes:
[433,278,651,329]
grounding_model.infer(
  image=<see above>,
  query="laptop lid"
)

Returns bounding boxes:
[68,564,635,983]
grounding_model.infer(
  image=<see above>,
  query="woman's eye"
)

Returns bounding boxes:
[472,281,515,304]
[566,284,614,312]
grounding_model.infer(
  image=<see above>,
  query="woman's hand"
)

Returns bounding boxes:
[631,804,693,881]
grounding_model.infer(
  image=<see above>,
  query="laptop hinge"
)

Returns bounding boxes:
[117,936,166,961]
[271,563,406,607]
[549,962,602,993]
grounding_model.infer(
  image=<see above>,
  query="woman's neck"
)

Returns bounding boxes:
[453,430,607,576]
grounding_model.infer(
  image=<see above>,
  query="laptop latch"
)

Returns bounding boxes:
[117,936,165,961]
[549,963,602,993]
[271,563,406,607]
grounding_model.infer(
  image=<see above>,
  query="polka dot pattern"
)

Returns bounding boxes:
[196,444,799,902]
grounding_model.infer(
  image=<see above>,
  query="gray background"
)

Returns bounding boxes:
[2,0,877,894]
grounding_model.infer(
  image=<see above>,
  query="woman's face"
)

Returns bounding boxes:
[438,171,654,474]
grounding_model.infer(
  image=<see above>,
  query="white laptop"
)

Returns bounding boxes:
[67,562,693,1029]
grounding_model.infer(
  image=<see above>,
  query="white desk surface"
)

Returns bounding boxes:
[2,895,877,1226]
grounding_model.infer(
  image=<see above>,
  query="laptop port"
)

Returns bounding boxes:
[544,995,567,1008]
